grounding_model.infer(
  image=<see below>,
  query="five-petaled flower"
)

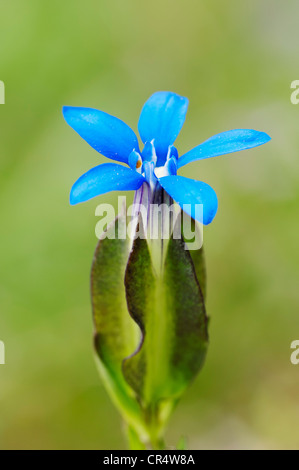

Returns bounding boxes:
[63,91,271,225]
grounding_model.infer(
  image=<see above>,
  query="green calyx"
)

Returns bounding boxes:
[91,195,208,449]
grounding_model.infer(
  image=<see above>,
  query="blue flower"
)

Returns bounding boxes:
[63,91,271,225]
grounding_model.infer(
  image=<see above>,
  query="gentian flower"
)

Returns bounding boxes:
[63,92,270,225]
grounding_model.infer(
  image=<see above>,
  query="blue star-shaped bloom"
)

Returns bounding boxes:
[63,91,271,225]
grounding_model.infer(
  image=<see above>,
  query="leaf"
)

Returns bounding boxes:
[122,235,156,403]
[181,210,206,300]
[123,229,209,414]
[91,212,145,434]
[164,236,208,385]
[189,246,206,301]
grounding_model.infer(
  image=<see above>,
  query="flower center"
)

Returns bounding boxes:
[129,142,178,191]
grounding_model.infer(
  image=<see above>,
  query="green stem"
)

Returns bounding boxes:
[143,404,167,450]
[126,425,147,450]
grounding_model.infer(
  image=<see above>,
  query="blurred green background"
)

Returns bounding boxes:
[0,0,298,450]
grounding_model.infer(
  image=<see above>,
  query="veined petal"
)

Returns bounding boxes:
[159,175,218,225]
[138,92,189,165]
[70,163,145,205]
[63,106,140,164]
[178,129,271,168]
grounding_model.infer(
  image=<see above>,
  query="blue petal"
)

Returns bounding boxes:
[138,92,189,166]
[70,163,145,205]
[63,106,140,164]
[141,141,156,162]
[158,175,218,225]
[178,129,271,168]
